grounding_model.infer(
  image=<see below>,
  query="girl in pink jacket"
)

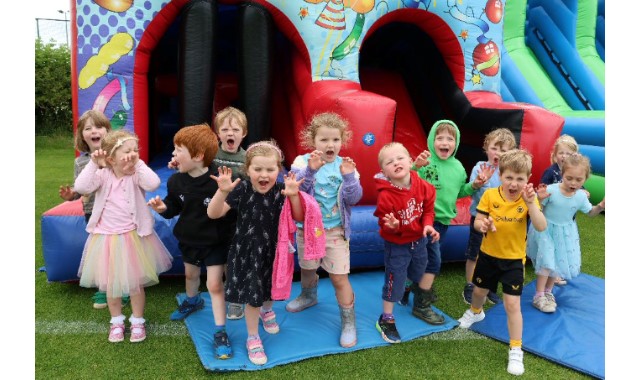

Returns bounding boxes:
[75,130,173,344]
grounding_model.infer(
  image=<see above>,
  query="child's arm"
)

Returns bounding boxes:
[382,212,400,232]
[74,150,106,195]
[412,150,431,170]
[474,212,496,233]
[147,195,168,215]
[133,159,161,192]
[207,166,239,219]
[536,184,551,200]
[282,172,305,222]
[587,197,605,217]
[290,153,321,195]
[471,163,496,191]
[522,183,547,232]
[339,157,364,205]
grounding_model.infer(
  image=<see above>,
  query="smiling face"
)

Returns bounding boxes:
[313,126,343,163]
[247,153,280,194]
[499,169,530,202]
[485,139,510,167]
[434,130,456,160]
[82,118,108,153]
[217,117,247,154]
[379,144,412,187]
[559,164,588,195]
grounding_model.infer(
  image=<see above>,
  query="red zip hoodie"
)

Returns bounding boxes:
[373,170,437,245]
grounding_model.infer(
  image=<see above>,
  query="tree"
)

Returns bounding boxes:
[35,39,72,134]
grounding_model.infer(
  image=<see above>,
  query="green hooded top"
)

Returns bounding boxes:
[415,120,474,225]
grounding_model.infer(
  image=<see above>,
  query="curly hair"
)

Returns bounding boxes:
[299,112,352,150]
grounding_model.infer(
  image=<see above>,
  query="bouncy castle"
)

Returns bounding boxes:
[41,0,605,282]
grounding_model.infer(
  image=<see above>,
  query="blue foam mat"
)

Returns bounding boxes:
[179,270,458,371]
[470,273,604,379]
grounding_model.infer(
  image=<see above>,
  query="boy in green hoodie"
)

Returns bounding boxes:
[411,120,491,324]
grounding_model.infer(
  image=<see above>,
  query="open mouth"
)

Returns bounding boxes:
[258,180,269,187]
[91,137,101,143]
[394,166,404,173]
[493,157,499,165]
[225,138,235,150]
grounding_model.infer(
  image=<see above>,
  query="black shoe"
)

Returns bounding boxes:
[462,283,474,305]
[170,297,205,320]
[376,315,401,343]
[213,330,233,359]
[398,287,411,306]
[487,290,502,304]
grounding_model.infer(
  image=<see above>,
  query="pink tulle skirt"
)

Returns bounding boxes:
[78,230,173,297]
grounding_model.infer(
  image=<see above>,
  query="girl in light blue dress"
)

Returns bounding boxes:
[527,153,605,313]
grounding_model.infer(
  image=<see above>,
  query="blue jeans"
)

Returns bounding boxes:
[382,236,428,302]
[424,222,448,275]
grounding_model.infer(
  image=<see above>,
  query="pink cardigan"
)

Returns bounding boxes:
[74,159,160,236]
[271,191,325,300]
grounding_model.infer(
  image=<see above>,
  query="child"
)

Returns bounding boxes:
[373,142,440,343]
[527,153,605,313]
[148,124,235,359]
[458,149,547,376]
[286,112,363,348]
[74,130,173,343]
[58,110,119,310]
[462,128,516,305]
[207,140,305,366]
[412,120,490,324]
[538,134,588,286]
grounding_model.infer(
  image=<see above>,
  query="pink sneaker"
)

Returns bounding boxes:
[246,336,267,365]
[130,323,146,343]
[259,310,280,334]
[108,323,125,343]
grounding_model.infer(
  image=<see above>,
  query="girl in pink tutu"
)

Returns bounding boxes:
[75,130,173,343]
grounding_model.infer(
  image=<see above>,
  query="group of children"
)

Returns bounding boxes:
[61,108,604,375]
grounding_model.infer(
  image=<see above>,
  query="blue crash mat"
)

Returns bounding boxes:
[470,273,604,379]
[179,270,458,371]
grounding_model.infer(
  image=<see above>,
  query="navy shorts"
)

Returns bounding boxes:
[382,236,428,302]
[472,250,525,296]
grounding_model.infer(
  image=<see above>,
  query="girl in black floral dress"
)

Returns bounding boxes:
[207,140,304,366]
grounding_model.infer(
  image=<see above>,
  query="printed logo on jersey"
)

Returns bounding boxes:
[516,206,524,213]
[421,165,441,189]
[203,197,211,207]
[397,198,424,226]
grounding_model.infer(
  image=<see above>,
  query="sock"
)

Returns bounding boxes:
[544,287,553,294]
[129,315,145,325]
[470,305,483,314]
[110,314,125,324]
[509,340,523,350]
[260,306,272,314]
[535,291,545,298]
[247,334,260,342]
[382,312,394,321]
[187,294,200,304]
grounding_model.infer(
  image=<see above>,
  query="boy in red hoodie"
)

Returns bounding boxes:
[373,142,440,344]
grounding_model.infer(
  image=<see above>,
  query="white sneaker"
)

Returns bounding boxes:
[457,309,485,329]
[545,292,557,309]
[533,295,555,313]
[507,348,525,376]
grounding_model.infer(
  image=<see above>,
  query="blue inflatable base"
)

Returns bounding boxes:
[180,270,458,371]
[470,273,604,379]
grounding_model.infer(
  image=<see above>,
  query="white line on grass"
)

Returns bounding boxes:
[36,321,188,336]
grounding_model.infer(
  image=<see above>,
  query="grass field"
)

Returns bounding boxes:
[35,134,604,379]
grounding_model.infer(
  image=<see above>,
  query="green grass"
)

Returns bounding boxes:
[35,134,604,379]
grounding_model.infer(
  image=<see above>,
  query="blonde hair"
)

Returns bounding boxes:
[560,153,591,180]
[484,128,517,151]
[300,112,353,150]
[101,130,139,160]
[243,139,283,172]
[174,124,218,167]
[213,106,248,135]
[550,134,579,164]
[74,110,112,153]
[377,142,410,167]
[499,149,532,176]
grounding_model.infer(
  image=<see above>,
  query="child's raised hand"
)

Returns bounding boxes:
[414,150,430,169]
[478,216,496,233]
[473,163,496,188]
[382,213,399,231]
[167,157,178,170]
[59,185,75,201]
[91,149,108,167]
[308,150,325,171]
[210,166,240,193]
[423,225,440,241]
[522,183,537,204]
[340,157,356,175]
[282,171,305,197]
[535,184,550,200]
[147,195,167,213]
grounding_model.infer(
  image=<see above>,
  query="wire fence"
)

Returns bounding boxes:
[35,18,70,47]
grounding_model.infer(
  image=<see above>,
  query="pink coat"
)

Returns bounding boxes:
[271,191,325,300]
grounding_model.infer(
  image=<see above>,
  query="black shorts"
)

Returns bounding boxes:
[178,242,229,267]
[471,250,525,296]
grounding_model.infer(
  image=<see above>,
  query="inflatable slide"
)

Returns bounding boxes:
[42,0,577,282]
[500,0,604,203]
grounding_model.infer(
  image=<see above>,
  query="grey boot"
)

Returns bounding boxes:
[339,296,357,348]
[286,281,318,312]
[411,285,445,325]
